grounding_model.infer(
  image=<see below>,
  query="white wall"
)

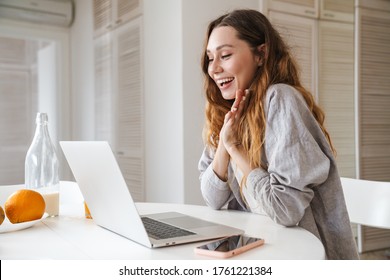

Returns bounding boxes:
[69,0,95,142]
[143,0,184,203]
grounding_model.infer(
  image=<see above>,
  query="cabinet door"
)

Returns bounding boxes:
[318,21,355,178]
[357,8,390,182]
[93,0,141,37]
[114,0,142,25]
[268,0,319,18]
[269,11,317,95]
[356,2,390,253]
[93,0,113,37]
[320,0,354,22]
[94,32,115,145]
[94,19,144,202]
[114,18,144,202]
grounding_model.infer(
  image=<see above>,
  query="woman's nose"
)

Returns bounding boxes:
[209,60,222,75]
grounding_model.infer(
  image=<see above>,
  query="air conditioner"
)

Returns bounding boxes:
[0,0,74,27]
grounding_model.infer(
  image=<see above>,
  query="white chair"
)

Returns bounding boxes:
[340,177,390,254]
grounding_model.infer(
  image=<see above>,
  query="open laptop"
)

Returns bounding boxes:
[60,141,243,248]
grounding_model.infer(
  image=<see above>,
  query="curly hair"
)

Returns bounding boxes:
[201,9,335,169]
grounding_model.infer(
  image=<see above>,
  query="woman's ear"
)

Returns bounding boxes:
[256,44,267,66]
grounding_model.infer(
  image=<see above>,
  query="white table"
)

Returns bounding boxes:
[0,181,325,260]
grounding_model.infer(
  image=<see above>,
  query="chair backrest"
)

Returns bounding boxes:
[340,177,390,229]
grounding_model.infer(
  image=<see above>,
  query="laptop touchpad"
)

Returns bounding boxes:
[162,216,216,229]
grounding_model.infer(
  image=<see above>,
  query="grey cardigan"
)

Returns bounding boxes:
[198,83,359,260]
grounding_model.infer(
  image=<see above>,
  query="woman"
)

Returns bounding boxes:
[198,9,359,259]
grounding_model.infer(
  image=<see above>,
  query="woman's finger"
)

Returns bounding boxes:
[224,111,233,123]
[231,89,245,112]
[235,89,250,118]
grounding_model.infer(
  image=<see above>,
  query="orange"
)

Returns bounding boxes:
[0,206,4,225]
[5,189,46,224]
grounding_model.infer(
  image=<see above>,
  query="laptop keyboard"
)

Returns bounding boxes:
[141,217,196,240]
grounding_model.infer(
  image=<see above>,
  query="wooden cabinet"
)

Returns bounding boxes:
[268,0,319,18]
[269,11,317,95]
[268,0,355,178]
[115,20,144,202]
[320,0,354,22]
[93,0,141,37]
[355,1,390,253]
[94,32,114,145]
[93,10,144,201]
[356,4,390,182]
[269,0,390,253]
[268,0,354,21]
[318,20,355,178]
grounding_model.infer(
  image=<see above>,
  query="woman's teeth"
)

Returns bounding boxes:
[218,77,234,87]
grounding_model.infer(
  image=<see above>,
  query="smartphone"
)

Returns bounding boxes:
[194,235,264,258]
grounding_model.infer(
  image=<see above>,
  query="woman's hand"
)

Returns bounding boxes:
[220,89,253,177]
[212,89,251,181]
[221,89,249,153]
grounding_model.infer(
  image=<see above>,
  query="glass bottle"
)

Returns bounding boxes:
[25,112,60,217]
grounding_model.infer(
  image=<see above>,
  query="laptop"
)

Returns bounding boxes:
[60,141,243,248]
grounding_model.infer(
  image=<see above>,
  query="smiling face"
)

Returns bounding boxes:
[206,26,260,100]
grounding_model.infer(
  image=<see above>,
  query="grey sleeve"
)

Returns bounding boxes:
[198,147,232,209]
[245,86,330,226]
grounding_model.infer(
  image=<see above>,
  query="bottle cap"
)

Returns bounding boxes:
[36,112,48,124]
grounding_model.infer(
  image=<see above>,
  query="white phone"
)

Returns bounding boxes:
[194,235,264,258]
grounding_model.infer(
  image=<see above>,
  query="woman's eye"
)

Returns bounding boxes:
[221,54,231,59]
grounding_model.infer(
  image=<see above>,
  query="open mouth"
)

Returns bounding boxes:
[217,77,234,88]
